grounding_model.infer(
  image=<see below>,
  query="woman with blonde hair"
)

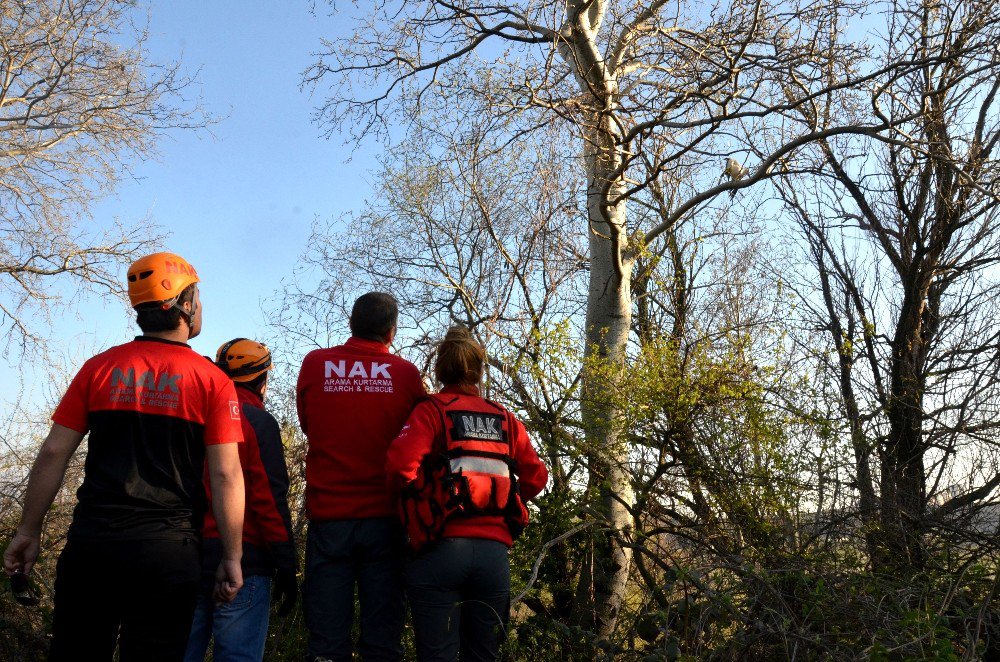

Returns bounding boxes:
[387,326,548,661]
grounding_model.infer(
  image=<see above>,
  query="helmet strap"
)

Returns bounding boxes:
[161,296,196,333]
[226,356,273,377]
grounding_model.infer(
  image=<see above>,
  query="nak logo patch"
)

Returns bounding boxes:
[324,360,392,379]
[108,366,182,409]
[322,359,395,393]
[229,401,241,420]
[448,411,504,442]
[111,367,182,393]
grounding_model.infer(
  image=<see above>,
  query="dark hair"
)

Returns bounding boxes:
[434,326,485,386]
[349,292,398,343]
[241,372,268,396]
[135,283,196,332]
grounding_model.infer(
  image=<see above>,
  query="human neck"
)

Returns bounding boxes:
[142,328,191,344]
[236,382,266,402]
[443,383,480,396]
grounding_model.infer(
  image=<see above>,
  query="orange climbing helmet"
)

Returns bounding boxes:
[215,338,273,382]
[127,252,200,308]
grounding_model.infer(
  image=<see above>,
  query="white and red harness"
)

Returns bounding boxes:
[399,394,529,552]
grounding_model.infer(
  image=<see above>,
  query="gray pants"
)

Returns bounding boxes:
[405,538,511,662]
[304,518,406,661]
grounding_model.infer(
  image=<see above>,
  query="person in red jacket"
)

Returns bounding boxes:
[185,339,297,662]
[2,252,245,662]
[386,326,549,661]
[296,292,425,662]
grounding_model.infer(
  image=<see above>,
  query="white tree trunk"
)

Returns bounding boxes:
[574,125,636,637]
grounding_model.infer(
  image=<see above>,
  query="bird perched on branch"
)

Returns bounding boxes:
[723,157,748,182]
[721,157,749,198]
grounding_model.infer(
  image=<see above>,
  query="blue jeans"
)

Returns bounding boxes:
[183,574,272,662]
[304,518,406,661]
[406,538,510,662]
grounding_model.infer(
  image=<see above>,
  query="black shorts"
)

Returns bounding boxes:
[49,537,201,662]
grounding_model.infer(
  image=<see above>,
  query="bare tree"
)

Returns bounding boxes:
[269,126,598,630]
[777,0,1000,570]
[304,0,947,634]
[272,123,588,486]
[0,0,204,358]
[0,369,84,659]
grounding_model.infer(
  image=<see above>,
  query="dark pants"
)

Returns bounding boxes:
[49,537,200,662]
[304,518,406,661]
[406,538,510,662]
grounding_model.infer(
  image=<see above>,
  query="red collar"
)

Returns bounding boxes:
[343,336,391,354]
[236,385,264,408]
[440,384,481,397]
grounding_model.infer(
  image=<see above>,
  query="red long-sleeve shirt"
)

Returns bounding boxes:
[203,386,295,577]
[386,385,549,546]
[297,337,426,520]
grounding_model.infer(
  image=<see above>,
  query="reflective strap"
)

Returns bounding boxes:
[450,456,510,478]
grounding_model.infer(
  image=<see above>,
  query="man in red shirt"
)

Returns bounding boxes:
[296,292,425,662]
[2,252,245,662]
[186,339,297,662]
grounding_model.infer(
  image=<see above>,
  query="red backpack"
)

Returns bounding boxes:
[399,394,529,552]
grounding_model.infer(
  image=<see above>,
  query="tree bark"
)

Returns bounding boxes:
[880,277,933,569]
[573,120,636,637]
[813,246,880,561]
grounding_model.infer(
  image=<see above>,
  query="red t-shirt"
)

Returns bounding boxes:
[52,336,243,541]
[297,337,426,520]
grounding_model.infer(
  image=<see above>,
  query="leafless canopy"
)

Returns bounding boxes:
[0,0,205,359]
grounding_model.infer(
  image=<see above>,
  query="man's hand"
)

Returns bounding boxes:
[272,566,298,616]
[3,530,40,576]
[7,423,84,577]
[213,559,243,604]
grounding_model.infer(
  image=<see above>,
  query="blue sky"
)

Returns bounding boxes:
[2,2,376,406]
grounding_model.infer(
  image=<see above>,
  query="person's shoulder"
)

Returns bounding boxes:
[301,344,347,363]
[259,407,280,427]
[407,395,439,416]
[387,352,420,373]
[394,356,426,393]
[191,354,226,377]
[88,338,138,360]
[388,351,417,365]
[188,355,233,389]
[298,346,342,382]
[243,396,277,422]
[244,402,279,428]
[301,347,323,361]
[76,339,140,372]
[484,397,512,413]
